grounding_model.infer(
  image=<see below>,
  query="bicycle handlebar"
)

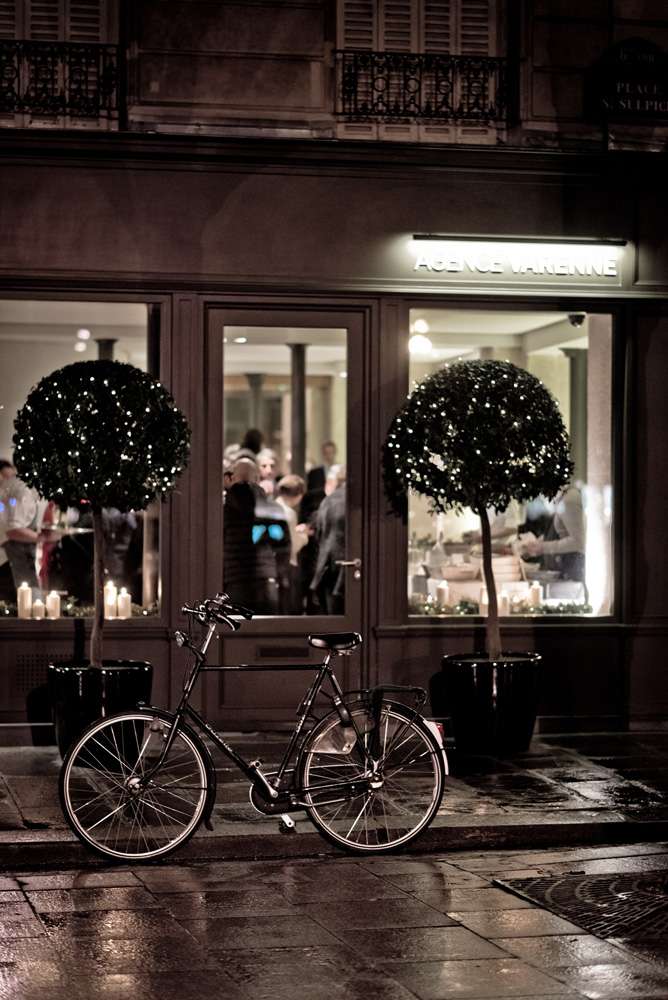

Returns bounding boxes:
[181,593,254,627]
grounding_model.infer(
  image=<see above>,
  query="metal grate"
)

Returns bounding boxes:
[13,653,68,697]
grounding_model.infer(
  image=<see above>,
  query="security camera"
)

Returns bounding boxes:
[568,313,586,328]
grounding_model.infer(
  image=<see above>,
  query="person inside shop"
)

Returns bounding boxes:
[310,465,346,615]
[241,428,263,456]
[306,440,338,493]
[275,474,308,613]
[257,448,279,497]
[462,499,524,548]
[0,459,47,600]
[519,482,586,585]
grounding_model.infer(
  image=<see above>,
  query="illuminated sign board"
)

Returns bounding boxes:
[409,238,625,287]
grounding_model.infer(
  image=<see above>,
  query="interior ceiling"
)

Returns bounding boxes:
[0,300,147,326]
[410,309,571,335]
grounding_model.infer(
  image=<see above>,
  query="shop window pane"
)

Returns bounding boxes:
[222,326,347,616]
[407,309,613,618]
[0,299,160,617]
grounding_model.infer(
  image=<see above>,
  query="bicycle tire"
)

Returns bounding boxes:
[59,708,214,862]
[298,700,444,854]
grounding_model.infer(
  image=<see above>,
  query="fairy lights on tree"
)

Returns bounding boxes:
[383,359,573,660]
[13,360,191,667]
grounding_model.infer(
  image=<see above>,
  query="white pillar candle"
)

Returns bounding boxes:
[46,590,61,619]
[499,591,510,616]
[117,587,132,619]
[104,580,118,620]
[17,582,32,619]
[529,581,543,608]
[32,598,45,620]
[479,586,488,616]
[436,580,450,608]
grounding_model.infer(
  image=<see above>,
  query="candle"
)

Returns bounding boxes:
[17,582,32,619]
[104,580,118,620]
[529,581,543,608]
[32,598,45,620]
[46,590,61,619]
[479,586,488,616]
[436,580,450,608]
[117,587,132,619]
[499,591,510,616]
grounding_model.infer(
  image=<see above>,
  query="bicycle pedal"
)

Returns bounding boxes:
[278,813,296,834]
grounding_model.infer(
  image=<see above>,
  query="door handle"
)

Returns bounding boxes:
[335,558,362,580]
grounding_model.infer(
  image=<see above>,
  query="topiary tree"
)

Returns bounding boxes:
[383,359,573,661]
[13,360,191,667]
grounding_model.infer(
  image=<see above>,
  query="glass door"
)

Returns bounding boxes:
[205,306,365,725]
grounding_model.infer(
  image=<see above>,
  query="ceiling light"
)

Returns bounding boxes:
[413,318,430,334]
[409,334,433,355]
[339,371,348,379]
[77,328,91,340]
[233,336,247,344]
[74,342,87,352]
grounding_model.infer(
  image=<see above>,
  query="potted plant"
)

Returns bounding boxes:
[383,359,573,753]
[13,360,191,756]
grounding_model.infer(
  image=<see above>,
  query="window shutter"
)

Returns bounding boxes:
[338,0,376,49]
[0,1,16,38]
[458,0,496,56]
[381,0,416,52]
[28,0,62,40]
[68,0,104,42]
[422,0,453,54]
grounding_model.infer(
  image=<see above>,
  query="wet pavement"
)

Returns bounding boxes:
[1,731,668,865]
[2,842,668,998]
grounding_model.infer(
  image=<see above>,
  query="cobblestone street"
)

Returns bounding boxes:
[2,841,668,999]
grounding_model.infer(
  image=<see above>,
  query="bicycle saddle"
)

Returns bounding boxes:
[308,632,362,651]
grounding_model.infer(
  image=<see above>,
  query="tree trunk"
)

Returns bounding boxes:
[478,506,501,661]
[90,508,105,668]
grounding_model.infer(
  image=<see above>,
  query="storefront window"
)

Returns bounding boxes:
[407,308,613,618]
[222,326,347,615]
[0,299,160,618]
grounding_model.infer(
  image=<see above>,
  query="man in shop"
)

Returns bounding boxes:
[0,459,47,599]
[310,465,347,615]
[306,440,338,493]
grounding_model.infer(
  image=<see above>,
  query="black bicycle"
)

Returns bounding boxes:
[59,593,447,861]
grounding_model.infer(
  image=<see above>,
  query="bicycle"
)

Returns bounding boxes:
[59,593,447,861]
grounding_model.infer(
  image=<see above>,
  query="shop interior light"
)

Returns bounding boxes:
[412,234,627,246]
[233,336,247,344]
[74,342,87,352]
[77,328,91,340]
[413,318,430,334]
[339,370,348,379]
[409,334,433,355]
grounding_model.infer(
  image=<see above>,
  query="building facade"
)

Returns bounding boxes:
[1,1,668,741]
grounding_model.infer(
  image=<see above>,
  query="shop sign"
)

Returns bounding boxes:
[586,38,668,123]
[410,239,624,287]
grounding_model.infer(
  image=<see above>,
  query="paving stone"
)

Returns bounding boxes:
[555,962,668,997]
[332,925,508,961]
[52,936,221,973]
[413,887,533,912]
[392,957,574,998]
[18,870,141,890]
[300,896,458,931]
[449,908,585,937]
[0,939,60,962]
[13,971,249,1000]
[181,913,341,950]
[0,918,46,939]
[0,891,25,903]
[380,871,492,892]
[39,908,186,938]
[492,934,648,968]
[26,887,160,912]
[157,888,296,916]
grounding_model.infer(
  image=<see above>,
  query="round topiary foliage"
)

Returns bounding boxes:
[13,360,190,512]
[383,359,573,517]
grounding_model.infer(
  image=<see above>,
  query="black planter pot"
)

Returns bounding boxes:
[48,660,153,759]
[442,652,541,755]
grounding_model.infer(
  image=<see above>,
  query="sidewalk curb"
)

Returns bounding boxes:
[3,819,668,869]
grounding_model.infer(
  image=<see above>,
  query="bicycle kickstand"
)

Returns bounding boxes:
[278,813,296,834]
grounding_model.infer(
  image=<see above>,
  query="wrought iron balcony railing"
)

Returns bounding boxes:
[336,49,507,125]
[0,40,121,123]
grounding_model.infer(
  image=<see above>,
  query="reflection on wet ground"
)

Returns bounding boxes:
[2,844,668,998]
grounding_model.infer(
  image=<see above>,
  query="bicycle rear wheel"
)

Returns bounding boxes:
[299,701,444,853]
[59,710,211,861]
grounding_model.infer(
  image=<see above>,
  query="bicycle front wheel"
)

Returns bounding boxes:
[299,701,444,853]
[60,710,210,861]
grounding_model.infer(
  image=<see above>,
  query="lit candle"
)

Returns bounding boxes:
[104,580,118,620]
[46,590,61,619]
[529,581,543,608]
[117,587,131,619]
[17,582,32,619]
[32,598,45,620]
[479,586,488,616]
[499,591,510,616]
[436,580,450,608]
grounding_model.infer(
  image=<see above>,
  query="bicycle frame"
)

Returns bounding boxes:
[140,619,379,802]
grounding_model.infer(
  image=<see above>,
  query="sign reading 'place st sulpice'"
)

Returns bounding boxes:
[410,240,624,287]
